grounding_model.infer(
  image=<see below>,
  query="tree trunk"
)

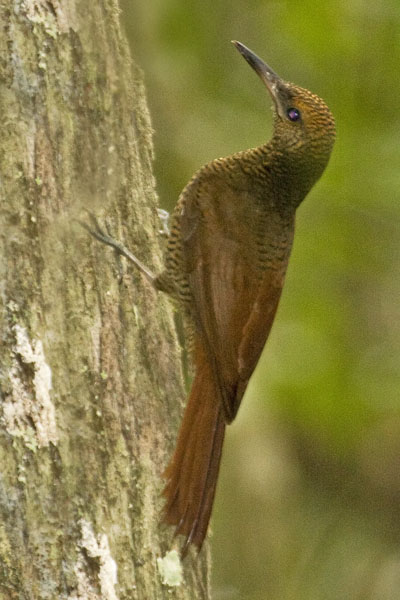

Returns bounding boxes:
[0,1,210,598]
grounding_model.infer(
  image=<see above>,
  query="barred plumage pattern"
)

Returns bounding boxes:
[156,56,335,554]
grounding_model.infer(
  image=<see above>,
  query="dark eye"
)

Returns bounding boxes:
[287,107,301,122]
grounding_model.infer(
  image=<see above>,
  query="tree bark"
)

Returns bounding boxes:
[0,1,210,598]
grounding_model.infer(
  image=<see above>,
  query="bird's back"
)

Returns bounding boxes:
[163,146,295,421]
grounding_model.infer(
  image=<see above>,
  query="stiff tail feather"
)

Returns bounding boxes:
[162,351,225,555]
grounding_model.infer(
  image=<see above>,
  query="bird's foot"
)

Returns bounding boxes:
[157,208,170,237]
[79,211,156,285]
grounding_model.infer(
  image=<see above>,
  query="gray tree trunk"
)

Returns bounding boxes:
[0,1,210,598]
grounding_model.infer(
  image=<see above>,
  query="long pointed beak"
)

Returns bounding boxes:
[232,41,286,116]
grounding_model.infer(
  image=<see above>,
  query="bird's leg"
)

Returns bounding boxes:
[79,211,156,286]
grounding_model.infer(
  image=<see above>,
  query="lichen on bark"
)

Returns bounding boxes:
[0,1,210,598]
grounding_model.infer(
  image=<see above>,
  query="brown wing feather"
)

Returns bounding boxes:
[181,187,293,423]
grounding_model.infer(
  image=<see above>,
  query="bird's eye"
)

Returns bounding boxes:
[287,107,301,122]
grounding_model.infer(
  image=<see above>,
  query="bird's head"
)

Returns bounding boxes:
[233,41,336,186]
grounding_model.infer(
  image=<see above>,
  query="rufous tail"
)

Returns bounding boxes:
[162,349,225,555]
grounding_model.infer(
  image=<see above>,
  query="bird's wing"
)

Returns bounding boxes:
[180,182,293,422]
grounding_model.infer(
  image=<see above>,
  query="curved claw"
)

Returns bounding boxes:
[78,211,156,285]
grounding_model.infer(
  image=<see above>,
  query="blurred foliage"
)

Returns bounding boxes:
[121,1,400,598]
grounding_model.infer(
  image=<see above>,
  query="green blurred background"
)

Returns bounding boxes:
[121,1,400,598]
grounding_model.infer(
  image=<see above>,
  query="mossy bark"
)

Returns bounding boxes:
[0,1,210,598]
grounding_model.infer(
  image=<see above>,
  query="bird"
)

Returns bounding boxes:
[84,41,335,556]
